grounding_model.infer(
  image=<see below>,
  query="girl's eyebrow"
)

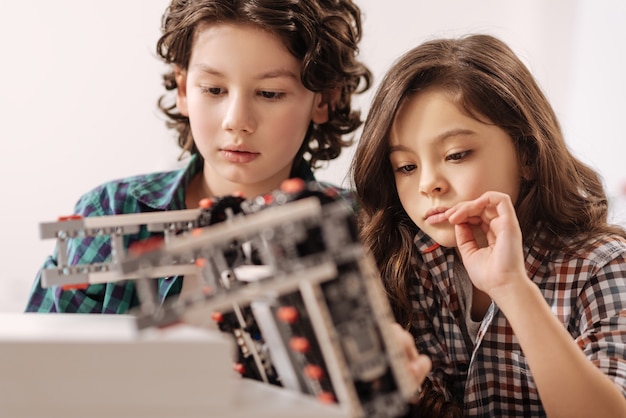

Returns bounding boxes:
[437,128,476,141]
[389,128,477,154]
[389,144,411,154]
[191,63,298,81]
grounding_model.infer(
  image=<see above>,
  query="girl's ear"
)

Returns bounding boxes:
[517,147,536,182]
[311,89,340,124]
[175,65,189,117]
[520,164,535,182]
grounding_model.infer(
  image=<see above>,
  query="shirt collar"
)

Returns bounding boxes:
[414,228,442,253]
[129,154,203,211]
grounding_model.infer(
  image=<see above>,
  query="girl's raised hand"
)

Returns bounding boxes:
[444,191,527,299]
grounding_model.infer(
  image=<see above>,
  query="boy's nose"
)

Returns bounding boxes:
[222,96,256,133]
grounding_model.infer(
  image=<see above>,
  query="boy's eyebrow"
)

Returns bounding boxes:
[389,128,476,153]
[191,63,299,80]
[257,69,299,80]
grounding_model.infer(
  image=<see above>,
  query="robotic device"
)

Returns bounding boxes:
[39,179,419,418]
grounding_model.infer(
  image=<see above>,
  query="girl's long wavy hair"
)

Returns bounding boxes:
[351,34,625,416]
[156,0,372,169]
[353,33,624,327]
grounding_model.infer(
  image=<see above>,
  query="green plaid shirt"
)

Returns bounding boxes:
[26,155,352,313]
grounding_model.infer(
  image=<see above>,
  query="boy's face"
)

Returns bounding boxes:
[388,88,521,248]
[176,23,329,198]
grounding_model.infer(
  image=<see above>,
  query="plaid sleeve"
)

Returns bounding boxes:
[25,186,137,313]
[574,240,626,396]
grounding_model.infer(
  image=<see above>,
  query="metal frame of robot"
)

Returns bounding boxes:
[39,207,207,287]
[39,193,419,418]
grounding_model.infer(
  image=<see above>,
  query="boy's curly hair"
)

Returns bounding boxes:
[156,0,372,168]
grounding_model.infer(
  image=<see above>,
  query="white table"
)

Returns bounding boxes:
[0,313,348,418]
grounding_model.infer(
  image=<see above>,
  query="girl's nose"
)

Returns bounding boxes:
[419,169,446,196]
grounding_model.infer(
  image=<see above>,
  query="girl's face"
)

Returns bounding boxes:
[176,23,329,198]
[389,88,521,248]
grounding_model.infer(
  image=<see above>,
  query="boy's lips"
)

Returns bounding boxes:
[220,148,260,164]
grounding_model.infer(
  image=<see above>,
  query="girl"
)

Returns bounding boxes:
[352,34,626,417]
[26,0,371,314]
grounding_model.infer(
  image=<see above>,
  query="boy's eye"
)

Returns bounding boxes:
[201,87,223,95]
[446,150,471,161]
[259,91,285,100]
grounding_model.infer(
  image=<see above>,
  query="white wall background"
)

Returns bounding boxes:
[2,0,625,312]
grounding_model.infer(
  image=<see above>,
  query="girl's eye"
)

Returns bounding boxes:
[446,150,471,161]
[259,91,285,100]
[395,164,417,174]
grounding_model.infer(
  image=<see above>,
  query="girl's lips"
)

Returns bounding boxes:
[425,212,447,225]
[220,149,260,164]
[424,208,449,225]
